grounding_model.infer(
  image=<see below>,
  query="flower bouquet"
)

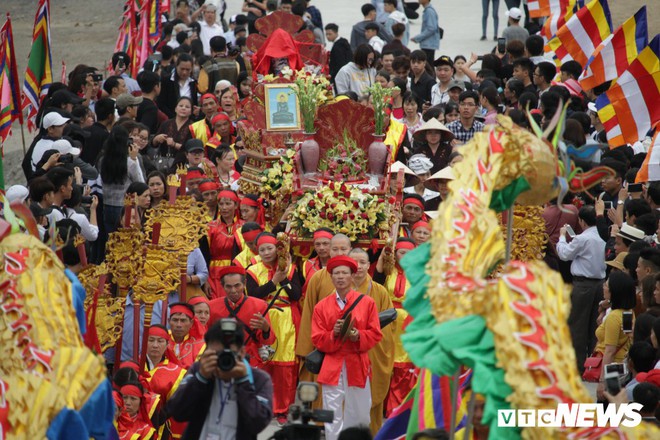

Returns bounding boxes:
[289,69,332,133]
[318,131,368,182]
[366,82,396,136]
[260,149,295,209]
[290,181,394,241]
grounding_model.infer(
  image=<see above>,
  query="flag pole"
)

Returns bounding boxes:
[19,120,26,155]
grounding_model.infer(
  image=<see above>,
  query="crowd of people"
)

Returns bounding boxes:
[3,0,660,439]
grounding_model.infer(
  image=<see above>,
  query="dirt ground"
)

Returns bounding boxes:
[1,0,658,187]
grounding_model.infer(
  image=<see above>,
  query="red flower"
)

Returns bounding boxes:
[353,201,360,208]
[309,200,316,208]
[349,213,356,220]
[388,196,396,204]
[342,214,348,220]
[328,212,335,220]
[337,174,344,180]
[343,191,351,198]
[331,203,337,209]
[342,165,350,174]
[333,191,339,198]
[362,188,369,194]
[378,198,384,203]
[361,213,369,219]
[319,211,326,219]
[317,193,324,199]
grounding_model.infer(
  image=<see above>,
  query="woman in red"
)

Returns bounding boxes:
[239,194,267,230]
[246,233,302,425]
[311,256,383,440]
[204,112,236,158]
[116,383,156,440]
[207,190,243,298]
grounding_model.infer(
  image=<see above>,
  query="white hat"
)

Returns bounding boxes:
[51,139,81,156]
[408,154,434,175]
[587,102,597,113]
[5,185,29,204]
[506,7,523,20]
[617,224,645,242]
[428,166,455,181]
[42,112,70,129]
[390,161,415,176]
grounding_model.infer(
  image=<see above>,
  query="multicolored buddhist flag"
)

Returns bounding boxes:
[375,369,472,440]
[541,0,576,40]
[149,0,162,46]
[528,0,551,18]
[635,124,660,183]
[579,6,648,90]
[546,0,613,66]
[21,0,53,132]
[0,14,23,146]
[596,35,660,146]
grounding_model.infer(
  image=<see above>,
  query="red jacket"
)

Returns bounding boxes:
[311,290,382,388]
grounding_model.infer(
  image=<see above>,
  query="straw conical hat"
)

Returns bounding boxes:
[428,165,455,181]
[413,117,454,143]
[389,161,415,176]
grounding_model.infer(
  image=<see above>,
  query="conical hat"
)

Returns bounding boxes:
[428,165,455,181]
[389,161,415,176]
[425,210,439,219]
[413,117,454,143]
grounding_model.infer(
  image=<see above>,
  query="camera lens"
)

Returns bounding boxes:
[217,350,237,372]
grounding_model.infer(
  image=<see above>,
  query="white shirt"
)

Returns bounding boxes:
[430,83,450,106]
[199,21,225,56]
[556,226,606,279]
[31,138,56,171]
[335,292,348,310]
[65,208,99,241]
[368,35,385,54]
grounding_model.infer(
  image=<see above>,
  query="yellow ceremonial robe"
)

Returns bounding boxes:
[354,276,395,435]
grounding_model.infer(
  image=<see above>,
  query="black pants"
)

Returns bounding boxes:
[568,277,604,373]
[422,49,435,64]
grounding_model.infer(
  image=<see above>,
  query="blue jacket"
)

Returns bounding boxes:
[413,4,440,50]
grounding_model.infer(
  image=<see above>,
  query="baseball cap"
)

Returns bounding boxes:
[116,93,143,109]
[448,80,466,91]
[51,139,81,156]
[42,112,70,129]
[506,7,522,20]
[30,202,53,218]
[5,185,29,204]
[433,55,454,68]
[587,102,598,113]
[185,139,205,153]
[51,89,84,107]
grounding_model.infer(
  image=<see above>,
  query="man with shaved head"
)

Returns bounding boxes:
[296,234,352,395]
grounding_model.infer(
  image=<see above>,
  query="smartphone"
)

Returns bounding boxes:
[497,38,506,54]
[477,55,484,61]
[622,311,633,333]
[92,73,103,82]
[628,183,643,193]
[605,369,621,395]
[565,224,576,238]
[603,201,614,210]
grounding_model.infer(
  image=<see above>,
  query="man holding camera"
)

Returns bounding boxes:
[166,319,274,440]
[208,266,276,367]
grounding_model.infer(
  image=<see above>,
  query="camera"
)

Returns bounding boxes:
[92,73,103,82]
[81,196,94,204]
[59,153,74,164]
[270,383,333,440]
[217,318,240,372]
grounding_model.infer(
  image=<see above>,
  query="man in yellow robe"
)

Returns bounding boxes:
[349,248,395,434]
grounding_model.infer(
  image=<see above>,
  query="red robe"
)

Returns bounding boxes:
[168,334,205,370]
[311,290,382,388]
[303,257,323,282]
[208,294,276,367]
[116,412,155,440]
[148,359,187,439]
[207,218,243,297]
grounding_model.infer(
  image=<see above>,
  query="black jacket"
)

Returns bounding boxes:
[157,74,199,119]
[136,98,160,135]
[166,362,273,440]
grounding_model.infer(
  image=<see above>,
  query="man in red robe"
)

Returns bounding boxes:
[208,266,276,368]
[311,256,382,440]
[167,303,206,369]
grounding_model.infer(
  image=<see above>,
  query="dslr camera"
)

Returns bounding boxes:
[217,318,240,372]
[270,382,333,440]
[59,153,74,164]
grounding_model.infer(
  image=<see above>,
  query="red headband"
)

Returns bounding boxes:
[218,190,239,203]
[211,112,231,126]
[242,228,263,242]
[257,235,278,247]
[188,296,209,307]
[313,230,334,241]
[149,326,170,340]
[198,181,219,193]
[404,197,425,210]
[327,256,358,273]
[187,169,207,180]
[201,93,218,104]
[396,241,416,251]
[120,384,142,398]
[241,197,261,207]
[119,360,140,373]
[411,221,430,231]
[170,304,194,319]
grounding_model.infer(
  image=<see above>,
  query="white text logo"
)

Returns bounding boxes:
[497,404,643,428]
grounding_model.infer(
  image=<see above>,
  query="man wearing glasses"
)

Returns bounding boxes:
[446,90,484,146]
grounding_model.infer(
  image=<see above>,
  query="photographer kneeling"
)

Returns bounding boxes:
[166,318,274,440]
